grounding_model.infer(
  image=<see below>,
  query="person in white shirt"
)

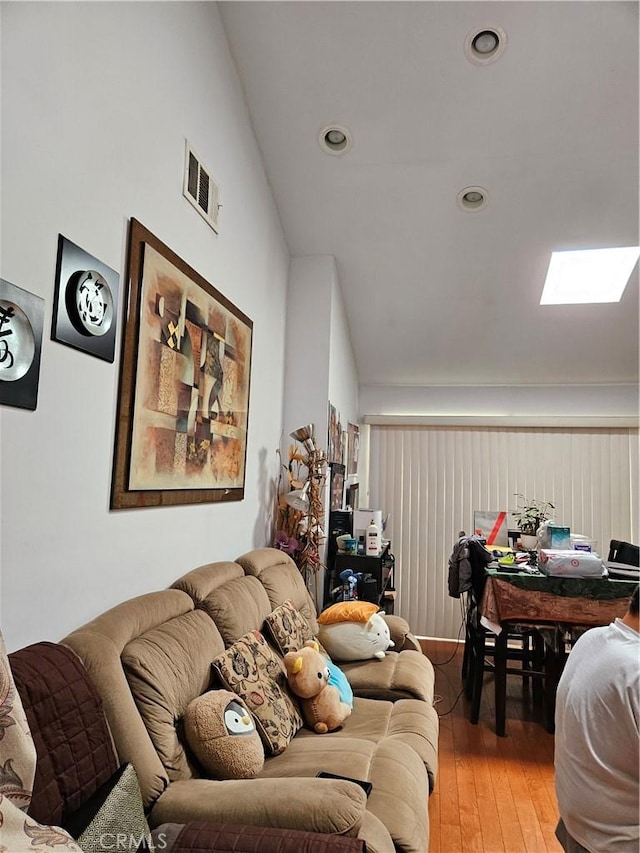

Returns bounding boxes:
[554,584,639,853]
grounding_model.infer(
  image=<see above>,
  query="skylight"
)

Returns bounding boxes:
[540,247,640,305]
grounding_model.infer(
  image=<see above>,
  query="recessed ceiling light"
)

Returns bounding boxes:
[319,124,352,156]
[464,26,507,65]
[456,186,489,212]
[326,129,346,146]
[540,247,640,305]
[473,30,499,55]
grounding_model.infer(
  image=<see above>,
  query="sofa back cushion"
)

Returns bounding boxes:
[172,563,273,646]
[62,589,206,810]
[9,642,119,828]
[205,576,273,645]
[171,561,245,601]
[237,548,319,634]
[122,608,225,785]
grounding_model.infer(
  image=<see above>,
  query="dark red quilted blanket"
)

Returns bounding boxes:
[157,822,367,853]
[9,641,119,826]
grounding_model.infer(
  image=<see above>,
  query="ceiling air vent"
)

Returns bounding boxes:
[183,141,220,233]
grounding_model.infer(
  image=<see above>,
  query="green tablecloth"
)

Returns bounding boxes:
[487,568,637,600]
[482,569,637,627]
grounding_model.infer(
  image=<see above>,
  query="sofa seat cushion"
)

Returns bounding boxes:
[212,630,303,755]
[149,776,369,838]
[340,650,435,703]
[258,736,429,853]
[295,697,439,793]
[257,732,376,781]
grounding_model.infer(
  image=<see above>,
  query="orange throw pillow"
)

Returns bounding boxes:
[317,600,379,625]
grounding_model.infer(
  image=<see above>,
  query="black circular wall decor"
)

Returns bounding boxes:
[65,269,114,337]
[0,299,35,381]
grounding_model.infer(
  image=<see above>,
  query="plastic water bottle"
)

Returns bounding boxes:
[366,519,381,556]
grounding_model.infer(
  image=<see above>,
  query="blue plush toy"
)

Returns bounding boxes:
[333,568,363,602]
[325,658,353,708]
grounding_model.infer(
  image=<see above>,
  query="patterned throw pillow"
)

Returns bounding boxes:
[263,600,317,656]
[64,763,153,853]
[212,630,303,755]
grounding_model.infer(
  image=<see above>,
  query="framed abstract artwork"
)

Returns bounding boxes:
[327,402,342,464]
[347,422,359,476]
[0,279,44,411]
[329,463,345,511]
[111,219,253,509]
[51,235,120,362]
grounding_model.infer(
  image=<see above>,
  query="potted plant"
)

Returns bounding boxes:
[513,494,555,549]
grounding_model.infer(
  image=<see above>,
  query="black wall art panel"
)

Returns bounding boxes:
[0,279,45,411]
[52,235,120,362]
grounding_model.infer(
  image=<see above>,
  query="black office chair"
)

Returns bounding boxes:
[461,538,547,736]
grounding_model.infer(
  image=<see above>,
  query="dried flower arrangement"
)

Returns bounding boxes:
[274,435,327,609]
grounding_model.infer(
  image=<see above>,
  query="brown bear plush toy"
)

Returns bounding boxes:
[283,641,352,734]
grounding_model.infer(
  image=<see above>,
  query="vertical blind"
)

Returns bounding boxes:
[369,425,639,639]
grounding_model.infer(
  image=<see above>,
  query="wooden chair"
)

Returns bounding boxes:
[461,539,547,736]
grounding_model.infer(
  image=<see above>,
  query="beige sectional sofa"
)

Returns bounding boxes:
[63,548,439,853]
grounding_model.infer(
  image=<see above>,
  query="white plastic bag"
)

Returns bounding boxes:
[538,549,606,578]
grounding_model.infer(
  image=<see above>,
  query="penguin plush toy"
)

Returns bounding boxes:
[183,689,264,779]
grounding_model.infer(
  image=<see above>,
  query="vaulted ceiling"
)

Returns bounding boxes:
[219,1,639,387]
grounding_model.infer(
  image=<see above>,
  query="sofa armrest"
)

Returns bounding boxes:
[397,631,421,653]
[149,778,367,837]
[153,822,367,853]
[381,614,421,652]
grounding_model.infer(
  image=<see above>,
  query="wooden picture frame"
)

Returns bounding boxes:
[111,219,253,509]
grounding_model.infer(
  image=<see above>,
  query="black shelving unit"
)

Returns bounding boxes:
[332,542,395,613]
[323,510,353,607]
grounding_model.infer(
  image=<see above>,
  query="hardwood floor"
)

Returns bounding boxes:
[421,639,563,853]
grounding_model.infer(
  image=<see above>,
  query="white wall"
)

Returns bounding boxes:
[328,272,359,437]
[282,255,358,598]
[0,2,290,651]
[283,256,333,446]
[360,383,639,425]
[283,254,358,450]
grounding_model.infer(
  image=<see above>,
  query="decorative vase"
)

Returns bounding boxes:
[520,534,538,550]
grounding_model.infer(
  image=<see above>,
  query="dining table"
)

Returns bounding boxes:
[479,567,637,735]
